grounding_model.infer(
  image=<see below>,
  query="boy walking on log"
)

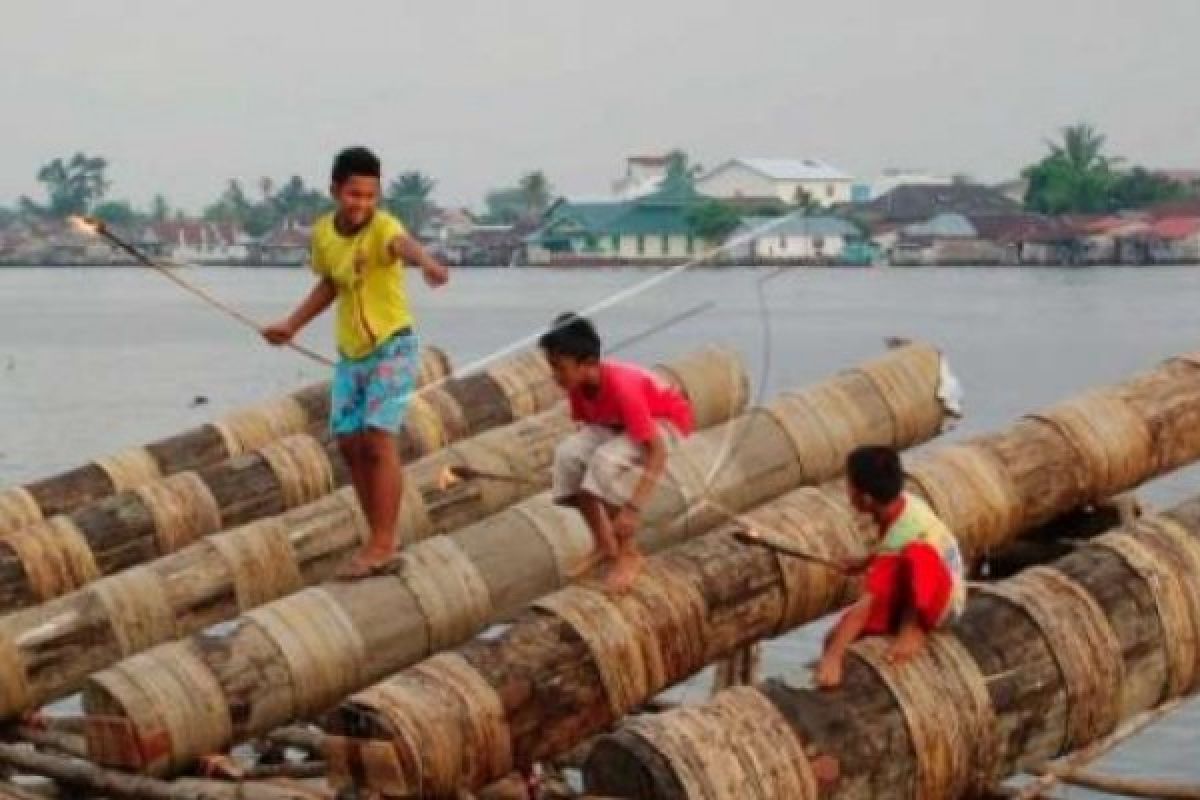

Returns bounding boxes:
[540,313,694,592]
[263,147,449,578]
[815,445,965,688]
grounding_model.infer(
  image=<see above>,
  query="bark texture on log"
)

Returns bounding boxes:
[0,349,742,720]
[0,348,554,609]
[584,495,1200,800]
[0,347,451,535]
[82,343,954,777]
[322,350,1200,797]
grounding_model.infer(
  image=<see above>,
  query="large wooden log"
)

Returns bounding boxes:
[317,350,1200,797]
[0,347,451,535]
[0,348,745,719]
[0,348,561,609]
[583,494,1200,800]
[80,342,955,776]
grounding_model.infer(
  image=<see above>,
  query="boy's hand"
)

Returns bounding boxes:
[262,320,297,346]
[422,262,449,288]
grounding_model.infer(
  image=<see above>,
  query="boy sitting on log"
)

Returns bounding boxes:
[540,313,694,592]
[815,445,966,688]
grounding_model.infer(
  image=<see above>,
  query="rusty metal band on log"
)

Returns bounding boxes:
[0,347,558,608]
[0,346,450,533]
[0,348,745,721]
[319,349,1200,797]
[79,342,955,776]
[584,493,1200,800]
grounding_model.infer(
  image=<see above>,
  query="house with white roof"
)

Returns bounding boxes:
[695,158,855,207]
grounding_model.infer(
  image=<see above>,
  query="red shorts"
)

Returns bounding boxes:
[862,543,956,635]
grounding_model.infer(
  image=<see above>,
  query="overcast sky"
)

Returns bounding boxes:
[2,0,1197,211]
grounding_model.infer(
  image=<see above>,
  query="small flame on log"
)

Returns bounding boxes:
[437,465,463,491]
[69,215,102,236]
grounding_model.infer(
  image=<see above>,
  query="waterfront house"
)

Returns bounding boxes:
[151,219,247,264]
[253,223,310,266]
[695,158,854,207]
[866,183,1022,224]
[1147,217,1200,263]
[611,155,671,199]
[726,212,864,263]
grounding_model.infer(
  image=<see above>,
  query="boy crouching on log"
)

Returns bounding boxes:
[263,147,449,578]
[540,313,694,592]
[815,445,966,688]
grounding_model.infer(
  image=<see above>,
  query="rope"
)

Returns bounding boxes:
[1030,389,1155,498]
[1127,516,1200,693]
[858,342,945,447]
[624,686,818,800]
[981,566,1124,750]
[403,395,451,455]
[92,447,162,493]
[483,349,559,419]
[246,587,366,718]
[534,585,649,718]
[655,346,749,430]
[0,632,32,719]
[132,471,222,554]
[89,566,179,656]
[0,487,43,535]
[206,518,303,610]
[210,395,310,458]
[1094,530,1199,697]
[1,516,100,600]
[851,633,998,800]
[905,444,1024,561]
[257,434,335,510]
[399,536,494,651]
[764,383,871,482]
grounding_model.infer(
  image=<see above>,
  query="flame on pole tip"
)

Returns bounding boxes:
[437,465,463,491]
[69,215,102,236]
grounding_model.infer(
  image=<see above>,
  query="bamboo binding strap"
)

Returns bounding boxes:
[611,558,710,691]
[623,686,818,800]
[403,394,450,455]
[1093,530,1199,697]
[0,486,42,534]
[399,537,493,651]
[980,567,1124,749]
[331,653,511,796]
[258,434,335,510]
[86,641,233,775]
[906,444,1023,561]
[858,343,944,446]
[210,396,310,458]
[1,516,99,600]
[0,632,33,718]
[246,588,367,718]
[765,382,874,482]
[207,518,303,610]
[132,471,222,554]
[511,502,595,583]
[850,634,998,800]
[535,585,649,718]
[486,350,557,419]
[89,566,179,656]
[92,447,162,493]
[1030,389,1155,498]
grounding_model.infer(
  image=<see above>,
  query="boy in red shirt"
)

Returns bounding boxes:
[815,445,966,688]
[540,313,694,591]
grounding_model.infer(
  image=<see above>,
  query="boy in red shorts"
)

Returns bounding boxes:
[815,445,966,689]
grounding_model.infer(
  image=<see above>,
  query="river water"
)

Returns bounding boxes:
[2,265,1198,796]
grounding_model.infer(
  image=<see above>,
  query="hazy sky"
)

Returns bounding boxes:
[2,0,1198,211]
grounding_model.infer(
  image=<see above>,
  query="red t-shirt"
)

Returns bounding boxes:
[568,360,694,442]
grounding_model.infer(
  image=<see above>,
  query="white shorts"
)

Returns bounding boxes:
[552,423,679,508]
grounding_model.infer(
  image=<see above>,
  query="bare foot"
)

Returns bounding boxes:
[887,625,927,665]
[605,551,644,593]
[814,655,845,689]
[335,548,395,580]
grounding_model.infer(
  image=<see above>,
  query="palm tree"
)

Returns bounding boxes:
[518,171,553,219]
[1024,123,1117,214]
[386,171,437,234]
[33,152,110,217]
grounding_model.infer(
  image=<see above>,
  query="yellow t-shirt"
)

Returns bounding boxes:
[310,210,413,359]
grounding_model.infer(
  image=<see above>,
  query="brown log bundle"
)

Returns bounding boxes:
[0,348,744,720]
[80,342,955,776]
[318,349,1200,797]
[583,494,1200,800]
[0,346,450,535]
[0,348,560,609]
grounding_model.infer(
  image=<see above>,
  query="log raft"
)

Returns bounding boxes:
[0,348,558,609]
[79,342,956,776]
[0,347,451,535]
[317,349,1200,797]
[0,348,746,720]
[583,494,1200,800]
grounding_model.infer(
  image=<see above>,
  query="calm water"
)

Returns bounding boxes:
[2,265,1199,796]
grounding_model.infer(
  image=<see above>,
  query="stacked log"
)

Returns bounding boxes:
[0,348,559,608]
[583,493,1200,800]
[0,346,450,535]
[315,350,1200,797]
[0,348,746,720]
[79,342,956,776]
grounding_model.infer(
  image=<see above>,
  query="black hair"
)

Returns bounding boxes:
[846,445,905,503]
[331,147,382,185]
[538,312,602,361]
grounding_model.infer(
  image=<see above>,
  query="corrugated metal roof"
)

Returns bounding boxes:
[733,212,860,238]
[709,158,852,183]
[1151,216,1200,240]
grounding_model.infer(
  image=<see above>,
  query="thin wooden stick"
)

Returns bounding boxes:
[732,528,850,572]
[1035,766,1200,799]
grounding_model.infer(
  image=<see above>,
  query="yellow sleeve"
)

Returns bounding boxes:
[374,212,408,266]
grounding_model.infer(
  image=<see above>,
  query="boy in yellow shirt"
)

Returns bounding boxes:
[264,147,449,577]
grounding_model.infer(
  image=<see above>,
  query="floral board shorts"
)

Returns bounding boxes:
[330,330,419,437]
